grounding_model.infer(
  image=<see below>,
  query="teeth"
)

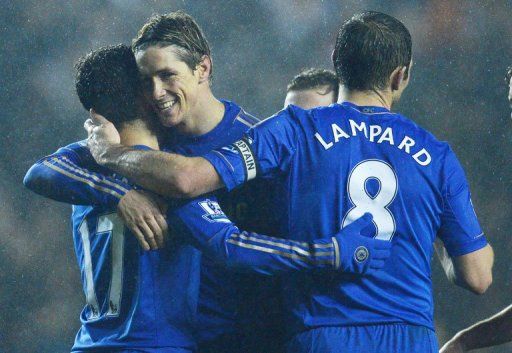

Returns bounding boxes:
[158,100,175,110]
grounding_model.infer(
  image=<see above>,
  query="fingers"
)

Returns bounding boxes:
[84,119,95,135]
[116,190,168,251]
[155,213,169,241]
[372,238,392,250]
[146,217,165,248]
[89,108,110,124]
[129,224,151,251]
[372,248,391,260]
[346,213,374,230]
[137,221,158,250]
[369,259,386,270]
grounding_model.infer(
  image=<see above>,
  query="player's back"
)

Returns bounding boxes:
[63,141,201,352]
[278,102,485,334]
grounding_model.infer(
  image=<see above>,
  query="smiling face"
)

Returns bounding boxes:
[135,45,202,128]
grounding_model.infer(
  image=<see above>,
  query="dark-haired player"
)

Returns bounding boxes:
[439,66,512,353]
[85,11,494,353]
[24,44,384,353]
[284,68,338,109]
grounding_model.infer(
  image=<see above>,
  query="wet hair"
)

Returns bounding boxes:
[287,68,339,100]
[333,11,412,91]
[75,44,141,128]
[505,66,512,84]
[132,11,212,78]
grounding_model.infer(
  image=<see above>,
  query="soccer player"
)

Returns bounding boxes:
[438,66,512,353]
[24,44,386,353]
[26,12,279,353]
[97,12,281,353]
[84,11,495,353]
[284,68,338,109]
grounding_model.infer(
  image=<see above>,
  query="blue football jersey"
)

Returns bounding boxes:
[204,101,488,334]
[45,142,201,352]
[24,137,339,352]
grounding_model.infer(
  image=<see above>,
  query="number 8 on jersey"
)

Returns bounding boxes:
[342,159,398,241]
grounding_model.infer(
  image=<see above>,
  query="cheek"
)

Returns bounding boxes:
[182,80,200,100]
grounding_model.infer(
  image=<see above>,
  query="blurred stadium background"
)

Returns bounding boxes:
[2,1,512,352]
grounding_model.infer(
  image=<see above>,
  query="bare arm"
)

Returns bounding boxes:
[99,145,223,198]
[440,305,512,352]
[85,111,223,198]
[435,241,493,295]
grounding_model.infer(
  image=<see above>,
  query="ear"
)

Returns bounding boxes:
[390,66,407,91]
[196,55,212,84]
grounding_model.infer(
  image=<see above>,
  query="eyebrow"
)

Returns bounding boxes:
[156,68,177,75]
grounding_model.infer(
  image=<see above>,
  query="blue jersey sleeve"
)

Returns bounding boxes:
[437,148,488,257]
[23,140,132,206]
[168,196,338,275]
[203,106,300,191]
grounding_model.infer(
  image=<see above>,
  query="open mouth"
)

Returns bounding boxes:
[156,99,177,112]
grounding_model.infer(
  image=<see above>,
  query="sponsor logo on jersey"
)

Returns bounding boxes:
[199,199,230,223]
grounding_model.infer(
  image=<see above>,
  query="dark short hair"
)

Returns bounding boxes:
[132,11,212,78]
[75,44,141,128]
[506,66,512,84]
[333,11,412,91]
[287,68,339,100]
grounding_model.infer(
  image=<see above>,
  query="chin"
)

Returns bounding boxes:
[159,113,181,128]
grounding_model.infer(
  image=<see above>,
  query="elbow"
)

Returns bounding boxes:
[23,164,42,192]
[473,273,493,295]
[164,157,217,198]
[170,166,200,198]
[176,175,196,198]
[23,162,58,200]
[453,244,494,295]
[464,271,493,295]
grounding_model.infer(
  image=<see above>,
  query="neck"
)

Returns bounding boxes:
[119,119,160,150]
[176,89,225,136]
[337,85,393,110]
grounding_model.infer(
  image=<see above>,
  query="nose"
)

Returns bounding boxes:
[152,78,166,100]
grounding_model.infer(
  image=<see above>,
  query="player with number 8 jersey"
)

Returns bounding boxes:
[197,10,494,349]
[204,98,489,353]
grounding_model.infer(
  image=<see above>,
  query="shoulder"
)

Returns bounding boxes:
[393,112,451,153]
[238,107,261,126]
[55,139,101,170]
[247,105,307,143]
[57,139,91,157]
[228,100,261,130]
[285,103,341,123]
[272,104,341,135]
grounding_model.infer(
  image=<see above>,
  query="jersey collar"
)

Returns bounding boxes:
[171,99,240,145]
[340,101,391,114]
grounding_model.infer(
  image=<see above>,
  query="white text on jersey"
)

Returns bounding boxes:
[314,120,432,166]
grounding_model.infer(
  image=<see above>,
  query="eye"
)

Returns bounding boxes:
[159,71,175,81]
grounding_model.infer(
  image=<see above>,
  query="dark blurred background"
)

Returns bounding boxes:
[2,1,511,352]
